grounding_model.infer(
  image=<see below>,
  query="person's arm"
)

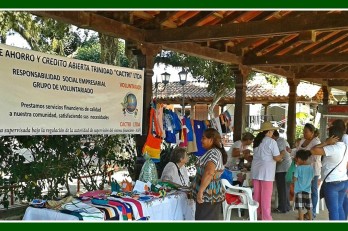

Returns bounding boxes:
[293,176,297,184]
[232,148,241,157]
[197,161,216,204]
[274,150,286,162]
[310,136,339,156]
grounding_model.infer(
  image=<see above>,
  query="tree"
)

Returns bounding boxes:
[155,51,236,118]
[0,11,81,56]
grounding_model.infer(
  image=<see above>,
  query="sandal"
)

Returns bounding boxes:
[304,213,310,220]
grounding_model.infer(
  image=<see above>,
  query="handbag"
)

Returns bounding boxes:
[142,107,162,162]
[319,145,347,199]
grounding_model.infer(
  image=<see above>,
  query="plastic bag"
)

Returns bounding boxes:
[139,153,158,184]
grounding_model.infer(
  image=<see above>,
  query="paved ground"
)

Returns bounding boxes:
[223,207,329,221]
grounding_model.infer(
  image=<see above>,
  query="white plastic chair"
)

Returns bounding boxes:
[316,181,326,213]
[221,179,259,221]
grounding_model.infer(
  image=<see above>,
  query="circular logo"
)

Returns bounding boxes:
[123,93,137,114]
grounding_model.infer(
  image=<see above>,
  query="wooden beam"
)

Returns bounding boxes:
[32,11,145,42]
[296,72,348,79]
[253,66,295,78]
[328,79,348,86]
[182,11,215,27]
[243,53,348,66]
[162,42,241,64]
[298,30,316,43]
[146,12,348,43]
[140,11,177,29]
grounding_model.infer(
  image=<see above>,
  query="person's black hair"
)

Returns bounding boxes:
[332,119,346,133]
[241,132,255,141]
[253,131,268,148]
[328,125,344,141]
[304,123,316,133]
[203,128,227,165]
[273,130,279,137]
[295,149,312,161]
[170,147,187,164]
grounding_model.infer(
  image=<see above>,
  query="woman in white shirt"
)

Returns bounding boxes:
[330,119,348,220]
[310,126,348,220]
[251,121,283,220]
[161,147,190,187]
[297,123,321,219]
[225,132,254,169]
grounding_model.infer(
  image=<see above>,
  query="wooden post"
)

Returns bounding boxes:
[319,85,329,141]
[131,43,160,181]
[286,78,299,147]
[190,103,196,119]
[233,69,247,142]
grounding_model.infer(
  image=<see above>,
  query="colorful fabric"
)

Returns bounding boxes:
[60,200,105,221]
[193,120,206,156]
[92,203,120,220]
[179,117,188,147]
[108,199,132,220]
[121,197,145,220]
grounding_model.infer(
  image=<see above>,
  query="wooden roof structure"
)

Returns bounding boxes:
[31,10,348,145]
[33,10,348,91]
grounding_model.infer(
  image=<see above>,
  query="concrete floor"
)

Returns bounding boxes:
[223,207,329,221]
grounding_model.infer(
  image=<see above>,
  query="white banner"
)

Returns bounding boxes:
[0,44,144,136]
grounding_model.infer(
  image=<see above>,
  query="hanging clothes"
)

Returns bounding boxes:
[193,120,206,156]
[187,118,198,153]
[179,116,188,147]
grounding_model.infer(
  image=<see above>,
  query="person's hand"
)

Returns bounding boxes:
[197,191,204,204]
[286,146,292,153]
[325,135,339,145]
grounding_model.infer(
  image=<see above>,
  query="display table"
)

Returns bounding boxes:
[22,191,195,221]
[141,191,195,220]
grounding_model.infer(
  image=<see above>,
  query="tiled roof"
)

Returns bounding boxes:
[154,81,320,104]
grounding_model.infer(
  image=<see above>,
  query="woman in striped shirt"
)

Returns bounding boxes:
[192,128,227,220]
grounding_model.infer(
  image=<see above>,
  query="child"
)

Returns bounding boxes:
[293,150,314,220]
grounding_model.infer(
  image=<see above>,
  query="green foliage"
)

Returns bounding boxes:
[74,42,101,63]
[0,11,73,55]
[9,136,81,200]
[70,135,136,192]
[0,135,136,202]
[295,125,304,140]
[264,74,285,87]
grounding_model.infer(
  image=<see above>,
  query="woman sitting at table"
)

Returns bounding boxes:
[225,132,254,170]
[161,147,190,187]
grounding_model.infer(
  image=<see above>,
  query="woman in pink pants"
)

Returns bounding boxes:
[251,121,284,220]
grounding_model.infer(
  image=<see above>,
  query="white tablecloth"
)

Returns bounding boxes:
[22,191,195,221]
[23,206,79,221]
[141,191,195,221]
